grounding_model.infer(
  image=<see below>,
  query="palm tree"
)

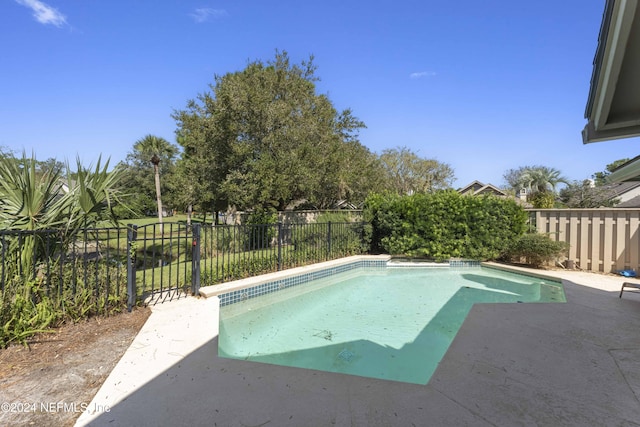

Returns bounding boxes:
[518,166,568,193]
[133,135,178,233]
[514,166,568,208]
[0,153,126,275]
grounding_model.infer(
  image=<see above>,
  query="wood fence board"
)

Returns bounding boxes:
[528,209,640,273]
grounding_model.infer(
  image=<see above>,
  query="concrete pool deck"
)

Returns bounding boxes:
[76,261,640,426]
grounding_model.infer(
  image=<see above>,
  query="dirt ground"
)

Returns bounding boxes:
[0,307,151,427]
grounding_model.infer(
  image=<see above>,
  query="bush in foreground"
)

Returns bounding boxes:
[502,233,569,268]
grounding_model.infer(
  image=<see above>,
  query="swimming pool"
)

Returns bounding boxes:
[217,263,565,384]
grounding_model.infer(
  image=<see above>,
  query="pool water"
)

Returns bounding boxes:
[218,266,565,384]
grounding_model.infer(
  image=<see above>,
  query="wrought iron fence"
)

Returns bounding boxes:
[0,221,367,313]
[198,221,366,288]
[0,227,129,317]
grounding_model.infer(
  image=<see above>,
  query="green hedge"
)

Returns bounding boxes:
[502,233,569,267]
[363,191,527,261]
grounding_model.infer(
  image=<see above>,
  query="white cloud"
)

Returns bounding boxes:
[189,8,228,23]
[16,0,67,27]
[410,71,436,79]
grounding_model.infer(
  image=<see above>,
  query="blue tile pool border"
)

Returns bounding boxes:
[213,258,562,307]
[449,259,481,268]
[217,259,387,307]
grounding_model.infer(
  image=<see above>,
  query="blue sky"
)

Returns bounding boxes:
[2,0,639,189]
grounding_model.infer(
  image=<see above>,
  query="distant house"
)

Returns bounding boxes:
[608,181,640,207]
[458,181,507,197]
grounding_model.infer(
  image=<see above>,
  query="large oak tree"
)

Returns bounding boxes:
[173,51,381,212]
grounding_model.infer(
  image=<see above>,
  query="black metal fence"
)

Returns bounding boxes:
[0,221,366,313]
[0,227,129,318]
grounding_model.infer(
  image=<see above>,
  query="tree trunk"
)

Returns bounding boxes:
[186,203,192,226]
[154,164,163,234]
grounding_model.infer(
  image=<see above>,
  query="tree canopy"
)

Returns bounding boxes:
[173,51,381,211]
[556,158,631,208]
[378,146,454,194]
[558,180,620,208]
[503,165,568,194]
[120,135,179,217]
[592,158,631,186]
[132,134,178,228]
[503,165,568,208]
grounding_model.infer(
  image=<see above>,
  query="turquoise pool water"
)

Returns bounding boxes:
[218,266,565,384]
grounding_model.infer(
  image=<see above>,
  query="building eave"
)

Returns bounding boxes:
[608,155,640,182]
[583,0,640,144]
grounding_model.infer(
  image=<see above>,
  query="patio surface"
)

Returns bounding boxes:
[75,263,640,426]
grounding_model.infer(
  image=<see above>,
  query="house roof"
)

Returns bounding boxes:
[607,179,640,195]
[616,194,640,208]
[475,184,507,197]
[583,0,640,144]
[608,154,640,182]
[457,180,485,194]
[457,181,507,197]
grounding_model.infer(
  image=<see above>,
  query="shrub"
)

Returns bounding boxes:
[209,226,234,252]
[528,191,555,209]
[502,233,569,267]
[0,280,58,348]
[314,212,356,223]
[244,209,278,250]
[0,258,129,348]
[363,191,527,260]
[292,220,364,257]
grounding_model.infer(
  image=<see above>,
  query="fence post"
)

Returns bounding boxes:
[327,221,333,258]
[191,223,201,296]
[277,222,283,271]
[126,224,138,312]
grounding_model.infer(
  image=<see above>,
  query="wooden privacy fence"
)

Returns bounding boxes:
[530,208,640,273]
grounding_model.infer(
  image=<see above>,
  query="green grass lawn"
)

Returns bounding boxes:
[80,217,363,297]
[133,244,339,294]
[118,214,214,228]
